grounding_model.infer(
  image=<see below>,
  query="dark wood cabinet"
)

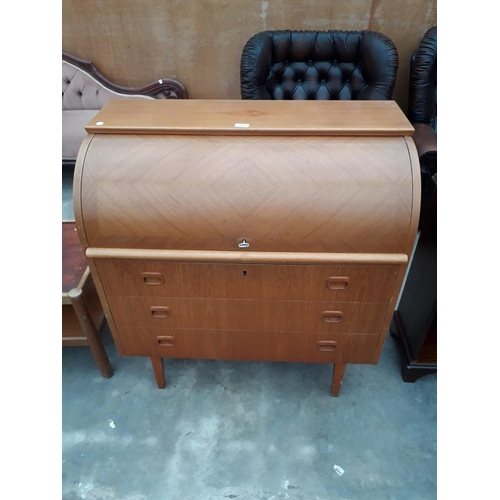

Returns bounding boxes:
[391,176,437,382]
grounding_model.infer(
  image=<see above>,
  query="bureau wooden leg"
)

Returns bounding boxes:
[331,363,346,397]
[150,356,165,388]
[68,287,113,378]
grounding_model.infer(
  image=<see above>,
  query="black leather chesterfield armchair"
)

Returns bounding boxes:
[240,30,398,100]
[407,27,437,226]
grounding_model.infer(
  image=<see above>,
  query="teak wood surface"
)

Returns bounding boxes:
[94,260,400,303]
[85,99,414,136]
[74,100,420,396]
[115,327,380,364]
[78,134,414,254]
[105,296,388,334]
[87,248,408,265]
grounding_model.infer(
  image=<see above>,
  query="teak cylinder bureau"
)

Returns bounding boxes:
[74,99,420,396]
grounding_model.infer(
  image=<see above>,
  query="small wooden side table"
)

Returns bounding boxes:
[62,221,113,378]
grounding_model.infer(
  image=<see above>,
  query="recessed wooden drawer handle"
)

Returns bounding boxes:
[317,341,337,351]
[156,336,176,347]
[321,311,343,323]
[326,277,350,290]
[150,306,171,318]
[142,272,164,285]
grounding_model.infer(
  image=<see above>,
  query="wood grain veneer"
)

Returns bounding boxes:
[87,248,408,265]
[80,134,413,254]
[94,260,400,302]
[116,327,380,364]
[105,296,388,333]
[85,99,414,136]
[74,99,419,396]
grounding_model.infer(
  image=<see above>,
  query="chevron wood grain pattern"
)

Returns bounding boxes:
[73,134,93,252]
[94,260,400,303]
[74,99,420,395]
[80,134,413,253]
[114,327,380,364]
[85,99,414,136]
[371,135,422,363]
[105,296,387,334]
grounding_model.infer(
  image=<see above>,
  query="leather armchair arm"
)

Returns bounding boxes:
[412,123,437,176]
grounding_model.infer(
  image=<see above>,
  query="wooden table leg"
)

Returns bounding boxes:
[151,356,165,388]
[331,363,346,397]
[68,288,113,378]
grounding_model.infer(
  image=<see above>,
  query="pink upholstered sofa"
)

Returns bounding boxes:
[62,52,188,167]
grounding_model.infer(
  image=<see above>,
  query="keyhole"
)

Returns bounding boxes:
[243,270,247,276]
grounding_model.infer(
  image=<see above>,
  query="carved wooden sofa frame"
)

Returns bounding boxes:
[62,52,188,168]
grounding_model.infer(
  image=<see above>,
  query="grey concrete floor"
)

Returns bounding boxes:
[62,167,437,500]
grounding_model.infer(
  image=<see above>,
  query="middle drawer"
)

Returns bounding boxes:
[106,296,387,334]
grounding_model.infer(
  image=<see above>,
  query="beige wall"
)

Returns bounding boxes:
[62,0,436,114]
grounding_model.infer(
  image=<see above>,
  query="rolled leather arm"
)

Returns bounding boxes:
[412,123,437,176]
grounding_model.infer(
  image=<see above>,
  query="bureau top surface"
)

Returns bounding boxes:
[85,99,414,136]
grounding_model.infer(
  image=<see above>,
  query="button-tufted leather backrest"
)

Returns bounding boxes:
[408,27,436,129]
[241,30,398,100]
[62,61,151,110]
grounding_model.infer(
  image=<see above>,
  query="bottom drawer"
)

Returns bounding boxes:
[116,327,380,364]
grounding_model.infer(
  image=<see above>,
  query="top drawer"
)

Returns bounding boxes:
[94,260,399,303]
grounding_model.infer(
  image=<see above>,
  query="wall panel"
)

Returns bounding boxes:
[62,0,436,113]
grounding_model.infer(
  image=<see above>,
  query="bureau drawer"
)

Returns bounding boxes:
[116,326,379,364]
[106,296,387,334]
[95,260,399,303]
